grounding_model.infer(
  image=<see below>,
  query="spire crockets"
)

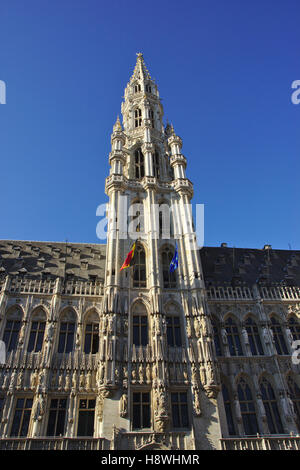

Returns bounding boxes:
[130,52,152,82]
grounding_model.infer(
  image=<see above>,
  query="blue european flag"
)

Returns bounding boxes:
[169,242,178,273]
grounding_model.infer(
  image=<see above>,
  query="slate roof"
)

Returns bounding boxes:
[200,246,300,288]
[0,240,106,282]
[0,240,299,288]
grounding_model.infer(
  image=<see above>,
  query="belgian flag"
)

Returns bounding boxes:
[120,242,136,271]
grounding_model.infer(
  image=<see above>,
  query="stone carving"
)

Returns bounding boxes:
[120,392,128,417]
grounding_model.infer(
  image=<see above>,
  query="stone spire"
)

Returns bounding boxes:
[129,52,152,83]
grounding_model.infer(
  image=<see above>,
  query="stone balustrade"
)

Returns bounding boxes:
[0,437,108,450]
[206,285,300,301]
[220,435,300,450]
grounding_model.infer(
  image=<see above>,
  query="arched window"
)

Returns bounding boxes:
[212,318,222,356]
[149,109,154,128]
[134,148,144,179]
[222,383,236,436]
[134,83,141,93]
[84,311,100,354]
[152,151,160,177]
[133,244,146,288]
[132,302,148,346]
[260,378,283,434]
[3,308,22,352]
[288,316,300,341]
[225,317,243,356]
[162,246,177,289]
[245,317,264,356]
[145,84,152,93]
[237,377,258,436]
[270,317,288,355]
[166,316,182,347]
[129,200,144,236]
[287,376,300,431]
[134,108,142,127]
[58,310,76,354]
[27,309,46,353]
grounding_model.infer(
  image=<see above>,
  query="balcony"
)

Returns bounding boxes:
[0,437,108,450]
[220,436,300,450]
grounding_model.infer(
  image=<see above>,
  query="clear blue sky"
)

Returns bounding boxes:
[1,0,299,250]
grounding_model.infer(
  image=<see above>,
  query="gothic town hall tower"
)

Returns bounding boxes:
[0,54,299,451]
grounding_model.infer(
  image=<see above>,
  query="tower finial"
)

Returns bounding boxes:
[113,115,122,132]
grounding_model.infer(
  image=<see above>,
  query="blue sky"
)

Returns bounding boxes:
[0,0,299,250]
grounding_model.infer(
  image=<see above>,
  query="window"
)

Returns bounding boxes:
[133,244,146,288]
[171,392,189,428]
[166,316,182,347]
[237,378,258,436]
[260,378,283,434]
[287,376,300,431]
[133,315,148,346]
[47,398,67,436]
[3,309,22,352]
[10,398,33,437]
[245,317,264,356]
[58,311,76,354]
[28,319,46,353]
[212,319,222,356]
[134,108,142,127]
[134,84,141,93]
[149,109,154,128]
[84,322,99,354]
[225,317,243,356]
[145,84,151,93]
[0,396,5,422]
[162,247,176,288]
[134,148,144,179]
[132,392,150,429]
[222,384,236,436]
[270,317,289,355]
[288,317,300,341]
[152,151,160,177]
[77,398,95,436]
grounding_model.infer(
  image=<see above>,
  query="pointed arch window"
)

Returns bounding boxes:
[287,376,300,431]
[134,84,141,93]
[133,244,146,288]
[84,311,100,354]
[27,310,46,353]
[162,247,177,289]
[134,108,142,127]
[3,308,22,352]
[212,318,222,356]
[270,317,288,355]
[225,317,243,356]
[132,302,148,346]
[288,316,300,341]
[222,384,236,436]
[58,310,76,354]
[260,378,283,434]
[237,378,258,436]
[134,148,144,179]
[166,316,182,347]
[145,84,152,93]
[245,317,264,356]
[152,151,160,178]
[149,109,154,128]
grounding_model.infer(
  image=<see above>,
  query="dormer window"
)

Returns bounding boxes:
[134,108,142,127]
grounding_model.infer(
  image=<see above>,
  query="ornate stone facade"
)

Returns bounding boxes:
[0,55,299,450]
